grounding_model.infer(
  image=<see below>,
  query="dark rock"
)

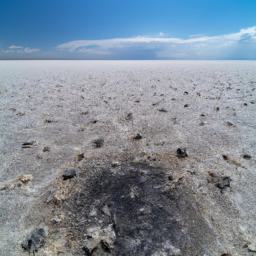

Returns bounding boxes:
[22,141,35,149]
[226,121,235,127]
[81,111,89,115]
[176,148,188,158]
[216,107,220,111]
[16,112,25,116]
[244,103,248,106]
[208,172,231,193]
[42,146,50,152]
[222,155,229,161]
[63,168,78,180]
[243,154,251,160]
[21,227,47,254]
[184,91,189,95]
[158,108,168,113]
[82,246,92,256]
[125,113,133,121]
[91,119,98,124]
[93,138,104,148]
[44,119,56,123]
[77,153,85,161]
[133,133,142,140]
[100,240,111,253]
[184,104,189,108]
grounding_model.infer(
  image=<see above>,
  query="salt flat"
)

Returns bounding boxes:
[0,61,256,255]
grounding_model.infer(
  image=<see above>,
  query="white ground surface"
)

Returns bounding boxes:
[0,61,256,255]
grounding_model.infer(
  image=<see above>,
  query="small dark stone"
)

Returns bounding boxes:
[44,119,56,123]
[133,133,142,140]
[22,141,35,149]
[100,240,111,252]
[216,107,220,111]
[42,146,50,152]
[21,227,47,254]
[216,177,231,191]
[176,148,188,158]
[244,103,248,106]
[63,168,78,180]
[125,113,133,121]
[222,155,229,161]
[243,154,251,160]
[158,108,168,113]
[184,91,189,95]
[226,121,235,127]
[93,138,104,148]
[16,112,25,116]
[184,104,189,108]
[168,175,173,181]
[81,111,89,115]
[82,246,92,256]
[77,153,85,161]
[208,172,231,193]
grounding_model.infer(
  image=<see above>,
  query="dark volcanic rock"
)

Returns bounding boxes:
[63,168,78,180]
[125,113,133,121]
[93,138,104,148]
[243,154,251,160]
[176,148,188,158]
[133,133,143,140]
[158,108,168,113]
[22,141,35,149]
[208,172,231,193]
[21,227,47,254]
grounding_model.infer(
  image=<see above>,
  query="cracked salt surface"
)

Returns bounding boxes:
[0,60,256,255]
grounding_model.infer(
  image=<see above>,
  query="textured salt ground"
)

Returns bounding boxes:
[0,61,256,255]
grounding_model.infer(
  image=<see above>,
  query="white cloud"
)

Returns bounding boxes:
[2,45,40,54]
[57,26,256,59]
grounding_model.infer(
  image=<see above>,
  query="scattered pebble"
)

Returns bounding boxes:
[42,146,50,152]
[184,104,189,108]
[222,155,229,161]
[125,113,133,121]
[176,148,188,158]
[19,174,33,184]
[226,121,235,127]
[111,161,121,168]
[93,138,104,148]
[243,154,251,160]
[44,119,57,123]
[22,141,35,149]
[62,168,78,180]
[158,108,168,113]
[76,153,85,161]
[208,172,231,193]
[133,133,142,140]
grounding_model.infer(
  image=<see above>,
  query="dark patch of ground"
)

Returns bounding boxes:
[62,162,214,256]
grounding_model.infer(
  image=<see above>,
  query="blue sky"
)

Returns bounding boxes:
[0,0,256,59]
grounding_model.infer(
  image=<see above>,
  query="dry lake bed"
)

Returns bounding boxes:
[0,60,256,256]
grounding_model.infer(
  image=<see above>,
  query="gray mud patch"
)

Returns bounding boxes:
[62,162,215,256]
